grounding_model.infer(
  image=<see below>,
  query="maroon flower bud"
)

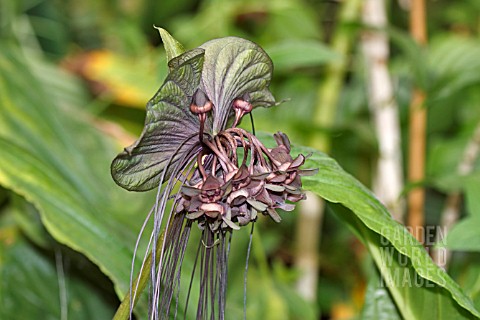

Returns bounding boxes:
[232,93,253,127]
[190,89,213,115]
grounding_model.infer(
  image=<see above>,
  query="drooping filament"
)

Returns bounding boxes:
[145,92,316,319]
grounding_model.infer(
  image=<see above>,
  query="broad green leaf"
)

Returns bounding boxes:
[265,40,340,72]
[0,44,151,300]
[361,271,401,320]
[288,142,480,318]
[387,27,428,90]
[112,35,278,191]
[111,48,205,191]
[465,174,480,219]
[441,174,480,251]
[199,37,276,133]
[10,195,50,249]
[428,36,480,102]
[443,217,480,252]
[460,264,480,310]
[428,136,473,192]
[0,226,113,319]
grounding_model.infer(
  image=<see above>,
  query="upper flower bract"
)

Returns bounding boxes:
[111,37,276,192]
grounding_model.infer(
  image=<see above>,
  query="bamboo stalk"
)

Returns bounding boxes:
[312,0,362,152]
[294,0,362,306]
[361,0,405,222]
[295,191,324,301]
[407,0,427,244]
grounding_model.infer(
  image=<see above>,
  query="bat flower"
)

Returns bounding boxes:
[111,31,317,320]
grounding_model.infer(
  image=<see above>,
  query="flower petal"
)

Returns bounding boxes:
[222,215,241,230]
[267,207,282,223]
[247,198,268,212]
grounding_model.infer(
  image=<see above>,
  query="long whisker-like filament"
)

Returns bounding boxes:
[244,223,255,320]
[129,205,155,318]
[249,112,256,136]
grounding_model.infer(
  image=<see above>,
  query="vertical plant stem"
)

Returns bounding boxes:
[361,0,405,222]
[294,0,362,307]
[113,232,165,320]
[113,255,152,320]
[407,0,428,243]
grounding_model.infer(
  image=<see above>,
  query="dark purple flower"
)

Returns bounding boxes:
[111,34,316,320]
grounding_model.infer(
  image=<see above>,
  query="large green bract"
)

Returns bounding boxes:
[111,37,275,191]
[110,49,205,191]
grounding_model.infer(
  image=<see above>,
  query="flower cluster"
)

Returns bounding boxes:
[110,34,321,319]
[175,123,315,232]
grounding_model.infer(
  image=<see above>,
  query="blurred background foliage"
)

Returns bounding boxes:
[1,0,480,319]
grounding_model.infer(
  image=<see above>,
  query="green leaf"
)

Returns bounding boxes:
[441,174,480,251]
[0,230,114,319]
[428,136,473,192]
[111,48,205,191]
[387,27,428,90]
[465,174,480,219]
[290,143,480,318]
[112,35,278,190]
[443,217,480,251]
[199,37,276,132]
[0,44,151,300]
[428,36,480,102]
[10,195,50,249]
[361,271,401,320]
[156,27,186,63]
